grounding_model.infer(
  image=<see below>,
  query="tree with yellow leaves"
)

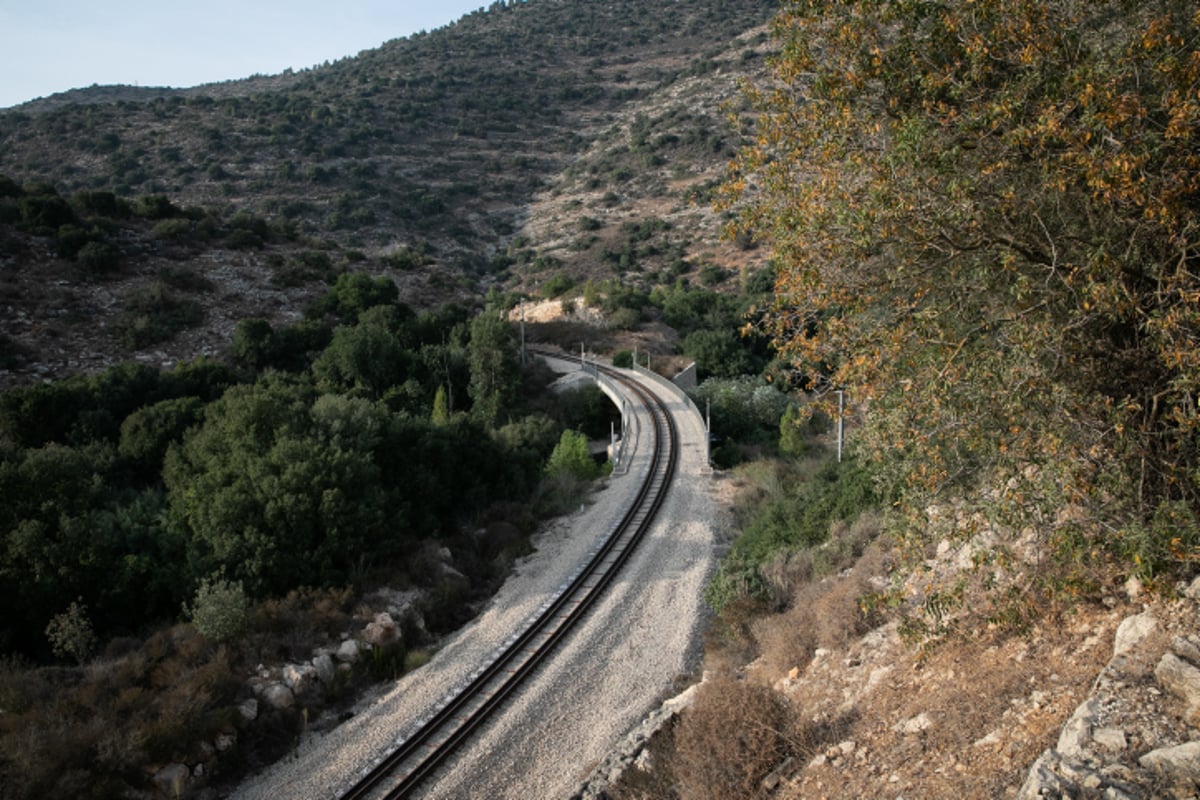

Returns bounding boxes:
[724,0,1200,590]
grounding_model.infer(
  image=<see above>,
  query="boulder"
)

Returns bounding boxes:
[1139,741,1200,785]
[261,683,294,710]
[1056,698,1098,760]
[312,653,336,685]
[283,663,318,694]
[1113,612,1159,657]
[336,638,361,664]
[1171,635,1200,667]
[364,612,401,648]
[237,698,259,722]
[1154,653,1200,715]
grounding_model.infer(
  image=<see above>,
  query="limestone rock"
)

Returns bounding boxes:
[892,712,932,735]
[237,698,259,721]
[283,662,318,693]
[1056,698,1098,760]
[1138,741,1200,784]
[261,683,294,710]
[1171,635,1200,667]
[1113,612,1159,658]
[364,612,401,648]
[312,653,336,685]
[215,732,236,752]
[1154,653,1200,713]
[1092,727,1127,752]
[336,638,361,664]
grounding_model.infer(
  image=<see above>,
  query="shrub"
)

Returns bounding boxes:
[607,306,640,330]
[540,273,575,298]
[544,429,599,481]
[118,282,204,349]
[185,576,250,644]
[75,240,120,273]
[45,600,97,664]
[672,676,793,800]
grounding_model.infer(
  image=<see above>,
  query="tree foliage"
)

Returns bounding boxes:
[467,311,520,426]
[726,0,1200,584]
[544,429,600,481]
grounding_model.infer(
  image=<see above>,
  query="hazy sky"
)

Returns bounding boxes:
[0,1,490,108]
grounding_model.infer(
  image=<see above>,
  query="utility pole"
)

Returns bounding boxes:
[836,389,845,463]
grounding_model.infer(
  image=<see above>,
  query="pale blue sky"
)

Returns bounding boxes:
[0,1,491,108]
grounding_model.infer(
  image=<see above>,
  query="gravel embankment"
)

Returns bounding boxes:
[229,361,717,800]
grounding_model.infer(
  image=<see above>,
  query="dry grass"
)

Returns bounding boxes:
[671,675,796,800]
[750,515,888,677]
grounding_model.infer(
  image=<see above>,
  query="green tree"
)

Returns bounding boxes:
[185,575,250,643]
[164,377,394,594]
[313,322,410,398]
[431,384,451,426]
[118,396,204,474]
[544,429,599,481]
[44,599,97,663]
[312,271,399,322]
[681,328,762,380]
[467,311,519,427]
[232,318,275,368]
[778,404,807,457]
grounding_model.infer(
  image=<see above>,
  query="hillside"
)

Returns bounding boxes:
[0,0,775,388]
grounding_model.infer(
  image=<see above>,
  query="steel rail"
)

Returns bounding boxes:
[338,350,678,800]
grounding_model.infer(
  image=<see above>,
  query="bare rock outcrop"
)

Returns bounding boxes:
[1018,577,1200,800]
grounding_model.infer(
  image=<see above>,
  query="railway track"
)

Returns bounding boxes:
[338,351,679,800]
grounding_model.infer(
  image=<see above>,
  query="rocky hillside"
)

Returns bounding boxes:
[0,0,776,388]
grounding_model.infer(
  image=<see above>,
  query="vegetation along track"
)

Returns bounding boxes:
[338,351,679,800]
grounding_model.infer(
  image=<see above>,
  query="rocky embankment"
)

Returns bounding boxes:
[1019,578,1200,799]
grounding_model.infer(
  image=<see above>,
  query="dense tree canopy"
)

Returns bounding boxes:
[726,0,1200,585]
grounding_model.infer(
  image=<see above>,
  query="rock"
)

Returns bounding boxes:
[237,698,259,721]
[893,713,932,735]
[634,747,654,773]
[1182,574,1200,601]
[283,663,318,693]
[261,683,294,710]
[760,756,794,791]
[1017,750,1139,800]
[215,732,236,752]
[1056,698,1098,759]
[1154,653,1200,713]
[1138,741,1200,784]
[1092,727,1127,751]
[364,612,401,648]
[153,763,190,796]
[1113,612,1158,657]
[336,638,361,664]
[1123,576,1143,601]
[1171,635,1200,667]
[312,653,336,685]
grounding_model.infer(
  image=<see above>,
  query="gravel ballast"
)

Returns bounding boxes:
[229,360,717,800]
